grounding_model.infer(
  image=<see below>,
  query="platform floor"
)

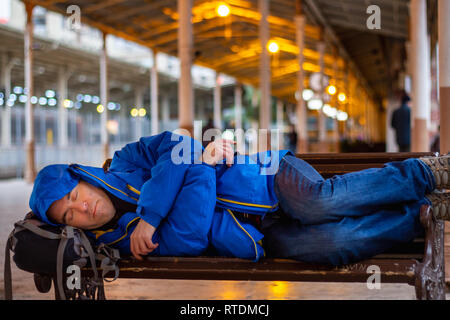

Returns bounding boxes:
[0,179,447,300]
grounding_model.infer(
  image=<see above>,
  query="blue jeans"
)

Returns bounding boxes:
[261,155,436,266]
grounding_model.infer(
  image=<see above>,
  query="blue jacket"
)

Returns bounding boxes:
[30,131,290,261]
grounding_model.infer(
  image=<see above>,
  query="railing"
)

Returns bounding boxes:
[0,144,127,179]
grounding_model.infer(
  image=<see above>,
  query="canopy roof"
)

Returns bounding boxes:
[24,0,432,118]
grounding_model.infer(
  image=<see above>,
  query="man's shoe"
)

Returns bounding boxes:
[420,154,450,189]
[426,191,450,221]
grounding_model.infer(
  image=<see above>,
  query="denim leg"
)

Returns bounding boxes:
[274,155,436,225]
[261,198,428,266]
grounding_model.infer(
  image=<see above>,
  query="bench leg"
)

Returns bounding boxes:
[414,205,446,300]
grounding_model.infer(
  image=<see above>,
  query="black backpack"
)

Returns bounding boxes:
[4,212,120,300]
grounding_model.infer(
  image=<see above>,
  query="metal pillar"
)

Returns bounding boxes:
[24,2,36,182]
[178,0,194,136]
[57,66,71,148]
[234,83,244,153]
[100,32,109,160]
[1,54,14,148]
[214,72,222,130]
[162,94,170,131]
[438,0,450,285]
[343,61,349,139]
[410,0,430,151]
[317,40,327,152]
[331,46,339,152]
[135,86,144,140]
[438,0,450,154]
[259,0,270,130]
[151,50,159,135]
[258,0,271,151]
[295,0,307,153]
[386,94,399,152]
[276,99,285,150]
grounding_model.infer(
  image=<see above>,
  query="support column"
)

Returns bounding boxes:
[100,32,109,160]
[162,94,170,131]
[214,72,222,130]
[332,46,339,152]
[24,2,36,182]
[178,0,194,136]
[343,61,349,139]
[258,0,271,151]
[234,83,245,153]
[317,39,327,152]
[386,94,399,152]
[151,50,159,135]
[438,0,450,284]
[135,86,144,140]
[410,0,430,151]
[1,54,14,148]
[364,92,371,143]
[438,0,450,154]
[295,0,307,153]
[348,75,354,140]
[276,99,285,149]
[57,66,71,148]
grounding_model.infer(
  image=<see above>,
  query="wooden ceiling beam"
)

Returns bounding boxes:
[101,0,168,22]
[82,0,127,14]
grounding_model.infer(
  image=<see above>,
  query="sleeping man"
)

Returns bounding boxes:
[29,131,449,266]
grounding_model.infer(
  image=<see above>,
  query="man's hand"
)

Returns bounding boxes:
[130,219,158,260]
[201,139,236,167]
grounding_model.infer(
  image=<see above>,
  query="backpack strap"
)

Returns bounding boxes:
[56,226,73,300]
[14,220,62,240]
[4,230,15,300]
[96,243,120,282]
[56,227,105,300]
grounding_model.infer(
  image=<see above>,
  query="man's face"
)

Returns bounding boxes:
[47,180,116,230]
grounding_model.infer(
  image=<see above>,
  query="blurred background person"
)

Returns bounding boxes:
[391,93,411,152]
[287,124,298,155]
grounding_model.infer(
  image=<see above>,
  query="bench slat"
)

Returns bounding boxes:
[89,257,416,285]
[299,152,434,164]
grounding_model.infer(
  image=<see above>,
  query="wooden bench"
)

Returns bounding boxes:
[35,152,447,300]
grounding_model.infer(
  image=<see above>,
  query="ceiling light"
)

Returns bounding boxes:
[217,4,230,17]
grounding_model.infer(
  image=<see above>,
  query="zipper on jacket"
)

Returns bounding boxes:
[127,184,141,195]
[217,197,278,210]
[105,217,140,246]
[226,209,258,261]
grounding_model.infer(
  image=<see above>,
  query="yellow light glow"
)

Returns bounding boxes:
[270,281,288,299]
[96,104,104,113]
[267,41,279,53]
[138,108,147,117]
[327,85,337,95]
[217,4,230,17]
[338,93,347,102]
[63,99,71,108]
[130,108,138,117]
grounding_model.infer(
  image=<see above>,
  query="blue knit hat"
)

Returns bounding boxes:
[29,164,80,226]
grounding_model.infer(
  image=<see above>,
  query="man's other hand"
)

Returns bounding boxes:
[201,139,236,167]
